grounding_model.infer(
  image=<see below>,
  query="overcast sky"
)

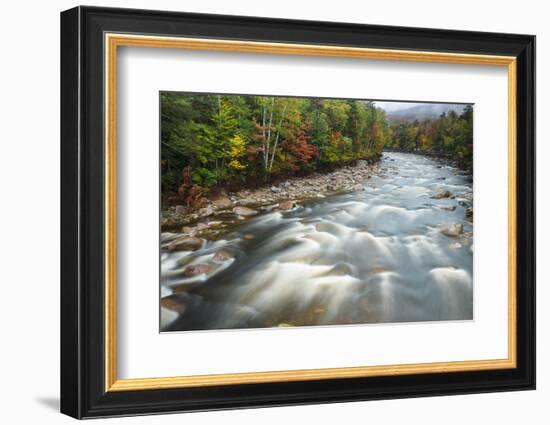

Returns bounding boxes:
[372,101,430,112]
[372,101,468,113]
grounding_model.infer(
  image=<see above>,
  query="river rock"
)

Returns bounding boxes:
[160,296,187,314]
[213,249,234,262]
[233,206,258,217]
[181,222,208,235]
[466,207,473,220]
[175,205,187,215]
[161,232,180,243]
[439,205,457,211]
[431,190,454,199]
[440,223,464,237]
[212,197,232,209]
[356,160,368,167]
[198,205,214,217]
[181,226,196,235]
[183,263,214,276]
[278,200,296,211]
[168,236,203,252]
[236,198,255,206]
[200,221,214,230]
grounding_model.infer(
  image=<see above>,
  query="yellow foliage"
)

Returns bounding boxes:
[228,134,247,170]
[229,159,246,170]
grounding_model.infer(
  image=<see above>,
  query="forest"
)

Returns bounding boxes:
[386,106,473,169]
[161,93,391,193]
[161,93,473,202]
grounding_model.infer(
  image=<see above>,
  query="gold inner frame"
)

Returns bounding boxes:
[104,33,517,392]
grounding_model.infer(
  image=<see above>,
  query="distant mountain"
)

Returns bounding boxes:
[386,104,466,122]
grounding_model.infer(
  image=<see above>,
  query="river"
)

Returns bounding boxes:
[161,152,473,331]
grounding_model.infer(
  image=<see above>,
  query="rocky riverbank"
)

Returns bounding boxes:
[160,152,475,331]
[161,159,380,239]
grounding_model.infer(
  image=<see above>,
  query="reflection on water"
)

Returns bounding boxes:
[161,152,473,331]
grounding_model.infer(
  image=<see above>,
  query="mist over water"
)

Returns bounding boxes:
[161,152,473,331]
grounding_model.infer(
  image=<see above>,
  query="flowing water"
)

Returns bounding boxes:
[161,152,473,331]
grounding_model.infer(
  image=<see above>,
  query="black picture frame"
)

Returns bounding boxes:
[61,5,536,419]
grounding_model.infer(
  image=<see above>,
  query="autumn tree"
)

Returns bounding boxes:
[160,93,395,198]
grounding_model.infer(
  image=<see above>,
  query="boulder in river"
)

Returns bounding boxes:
[161,296,187,314]
[466,207,473,220]
[161,232,180,243]
[233,206,258,217]
[213,249,234,262]
[440,223,464,237]
[183,263,214,276]
[168,236,203,252]
[278,200,297,211]
[431,190,454,199]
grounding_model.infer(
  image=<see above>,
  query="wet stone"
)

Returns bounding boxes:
[233,206,258,217]
[161,232,180,243]
[213,249,234,262]
[431,190,454,199]
[440,223,464,237]
[161,296,187,314]
[168,236,203,252]
[278,200,297,211]
[212,197,232,209]
[183,263,214,276]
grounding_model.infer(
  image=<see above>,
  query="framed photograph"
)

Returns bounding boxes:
[60,6,535,419]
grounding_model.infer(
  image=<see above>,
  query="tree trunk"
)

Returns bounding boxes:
[269,103,287,172]
[265,98,275,171]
